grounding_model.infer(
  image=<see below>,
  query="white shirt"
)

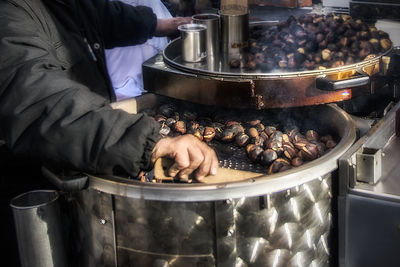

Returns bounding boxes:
[105,0,172,100]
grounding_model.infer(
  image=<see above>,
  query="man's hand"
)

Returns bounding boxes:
[151,135,218,182]
[154,17,192,37]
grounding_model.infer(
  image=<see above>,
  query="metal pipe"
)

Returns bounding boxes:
[10,190,66,267]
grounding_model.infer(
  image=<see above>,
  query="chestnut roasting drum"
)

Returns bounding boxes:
[10,8,400,267]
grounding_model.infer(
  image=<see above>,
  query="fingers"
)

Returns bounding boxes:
[175,146,204,180]
[195,145,218,182]
[151,135,219,182]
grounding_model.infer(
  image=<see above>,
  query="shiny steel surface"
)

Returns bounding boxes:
[163,29,391,79]
[69,189,117,267]
[109,175,332,267]
[88,104,356,201]
[220,12,249,61]
[10,190,66,267]
[178,24,207,63]
[192,14,220,58]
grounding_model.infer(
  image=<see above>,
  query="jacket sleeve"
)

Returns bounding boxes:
[0,2,161,177]
[87,0,158,48]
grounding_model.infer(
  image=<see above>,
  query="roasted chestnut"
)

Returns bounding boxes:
[247,127,259,138]
[249,145,264,162]
[260,149,278,166]
[173,121,186,135]
[235,133,250,147]
[203,127,215,142]
[305,130,319,142]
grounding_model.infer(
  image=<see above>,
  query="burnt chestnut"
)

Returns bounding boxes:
[251,136,265,147]
[260,149,278,166]
[221,128,236,143]
[225,120,240,128]
[213,123,225,140]
[255,53,265,64]
[187,121,199,132]
[229,58,240,68]
[166,118,177,128]
[246,60,257,70]
[172,112,180,121]
[325,139,337,149]
[283,144,297,160]
[235,133,250,147]
[246,144,256,155]
[155,114,167,123]
[301,143,319,161]
[316,33,325,43]
[248,119,261,126]
[158,103,176,117]
[249,146,264,162]
[268,158,291,174]
[320,135,333,143]
[305,130,319,142]
[260,132,269,143]
[332,60,345,67]
[294,139,309,150]
[310,141,326,156]
[230,124,245,135]
[182,111,197,122]
[255,123,265,132]
[264,126,277,136]
[291,157,304,167]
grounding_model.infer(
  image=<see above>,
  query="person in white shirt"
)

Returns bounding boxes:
[106,0,189,100]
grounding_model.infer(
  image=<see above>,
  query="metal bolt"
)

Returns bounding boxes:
[225,199,232,205]
[100,219,107,225]
[93,43,101,50]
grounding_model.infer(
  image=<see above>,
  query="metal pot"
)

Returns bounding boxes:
[42,103,356,267]
[142,23,394,109]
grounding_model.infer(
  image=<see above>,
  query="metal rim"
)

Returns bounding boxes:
[192,13,220,21]
[163,37,392,79]
[87,104,356,202]
[10,190,59,210]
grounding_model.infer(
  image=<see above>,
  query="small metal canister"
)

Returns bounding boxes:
[10,190,66,267]
[220,12,249,62]
[178,23,207,63]
[192,14,220,59]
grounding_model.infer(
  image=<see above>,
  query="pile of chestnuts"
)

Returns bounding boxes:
[147,102,338,182]
[237,13,392,71]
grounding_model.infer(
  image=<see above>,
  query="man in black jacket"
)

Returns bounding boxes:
[0,0,218,181]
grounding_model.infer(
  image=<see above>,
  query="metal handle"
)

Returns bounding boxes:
[41,165,88,191]
[316,74,370,91]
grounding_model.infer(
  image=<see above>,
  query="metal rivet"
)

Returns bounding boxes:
[93,43,101,50]
[100,219,107,225]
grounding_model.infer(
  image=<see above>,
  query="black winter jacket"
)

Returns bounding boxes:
[0,0,162,177]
